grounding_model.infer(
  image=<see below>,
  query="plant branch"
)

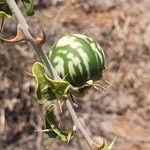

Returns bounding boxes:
[4,0,59,80]
[4,0,95,149]
[65,100,93,148]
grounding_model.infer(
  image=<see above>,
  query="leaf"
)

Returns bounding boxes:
[44,74,71,100]
[0,3,12,18]
[32,62,56,104]
[32,62,71,104]
[21,0,34,16]
[45,104,75,143]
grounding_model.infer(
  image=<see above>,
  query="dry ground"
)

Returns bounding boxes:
[0,0,150,150]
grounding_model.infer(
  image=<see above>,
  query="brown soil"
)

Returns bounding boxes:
[0,0,150,150]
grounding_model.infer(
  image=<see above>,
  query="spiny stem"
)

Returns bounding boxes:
[4,0,94,149]
[65,100,93,149]
[4,0,59,80]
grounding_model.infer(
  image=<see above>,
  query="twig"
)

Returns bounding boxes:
[4,0,59,80]
[4,0,94,149]
[65,100,93,149]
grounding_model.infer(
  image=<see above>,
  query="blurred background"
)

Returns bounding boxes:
[0,0,150,149]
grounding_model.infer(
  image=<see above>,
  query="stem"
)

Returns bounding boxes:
[5,0,60,79]
[65,100,93,149]
[4,0,94,149]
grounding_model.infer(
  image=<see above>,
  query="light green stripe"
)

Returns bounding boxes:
[56,45,89,79]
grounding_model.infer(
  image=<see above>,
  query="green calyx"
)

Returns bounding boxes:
[49,34,105,87]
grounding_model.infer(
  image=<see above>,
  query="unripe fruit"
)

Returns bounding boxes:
[49,34,105,87]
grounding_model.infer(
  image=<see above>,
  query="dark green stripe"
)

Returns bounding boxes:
[49,34,105,86]
[50,45,88,86]
[71,35,100,80]
[95,43,105,68]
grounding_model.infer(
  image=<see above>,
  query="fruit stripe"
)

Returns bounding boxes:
[49,34,105,86]
[50,45,88,86]
[70,36,100,81]
[71,34,105,68]
[76,35,105,69]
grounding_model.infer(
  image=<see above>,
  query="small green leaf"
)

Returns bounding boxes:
[32,62,56,104]
[45,104,75,143]
[0,3,12,18]
[21,0,34,16]
[44,74,71,100]
[32,62,72,104]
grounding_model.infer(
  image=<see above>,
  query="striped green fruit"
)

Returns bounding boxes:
[49,34,105,87]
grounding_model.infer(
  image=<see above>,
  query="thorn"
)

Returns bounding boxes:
[102,79,115,88]
[93,84,108,92]
[108,136,117,149]
[35,28,46,46]
[70,94,78,108]
[57,100,63,113]
[24,70,34,77]
[34,129,52,132]
[0,25,26,43]
[63,73,68,80]
[93,86,102,93]
[0,16,4,33]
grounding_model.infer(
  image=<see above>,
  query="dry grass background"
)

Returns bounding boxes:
[0,0,150,149]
